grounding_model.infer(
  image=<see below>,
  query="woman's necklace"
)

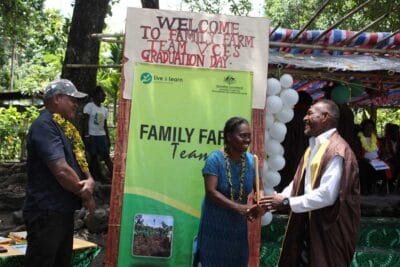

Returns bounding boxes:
[358,132,378,153]
[223,152,246,203]
[53,113,89,173]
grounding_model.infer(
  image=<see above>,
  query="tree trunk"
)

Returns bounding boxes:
[61,0,110,95]
[141,0,159,9]
[10,42,15,91]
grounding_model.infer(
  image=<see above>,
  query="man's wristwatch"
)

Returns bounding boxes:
[282,197,290,207]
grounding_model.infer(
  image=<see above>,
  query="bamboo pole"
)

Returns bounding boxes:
[91,33,124,38]
[292,0,331,42]
[65,64,122,69]
[311,0,372,44]
[374,29,400,48]
[270,41,400,55]
[342,13,389,46]
[267,66,400,81]
[269,23,281,37]
[100,39,124,44]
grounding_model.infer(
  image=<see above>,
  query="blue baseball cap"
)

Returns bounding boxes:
[44,79,87,100]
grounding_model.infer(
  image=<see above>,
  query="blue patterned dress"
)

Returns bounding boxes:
[196,150,255,267]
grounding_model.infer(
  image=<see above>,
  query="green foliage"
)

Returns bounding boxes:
[354,108,400,137]
[183,0,252,15]
[0,0,45,45]
[376,108,400,136]
[13,57,60,95]
[97,41,122,126]
[0,1,45,91]
[0,6,68,93]
[16,9,68,95]
[265,0,400,31]
[0,105,40,160]
[108,126,117,152]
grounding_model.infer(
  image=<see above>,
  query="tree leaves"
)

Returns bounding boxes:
[265,0,400,32]
[0,3,67,93]
[183,0,252,16]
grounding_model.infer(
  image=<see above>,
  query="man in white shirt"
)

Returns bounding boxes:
[261,99,360,267]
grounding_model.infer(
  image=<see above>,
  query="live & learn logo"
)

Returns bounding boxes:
[140,72,152,84]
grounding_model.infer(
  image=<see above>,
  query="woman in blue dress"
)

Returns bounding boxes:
[195,117,264,267]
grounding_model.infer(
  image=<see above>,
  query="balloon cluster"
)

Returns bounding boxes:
[261,74,299,226]
[331,80,364,104]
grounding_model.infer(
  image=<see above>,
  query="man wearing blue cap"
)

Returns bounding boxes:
[23,79,95,267]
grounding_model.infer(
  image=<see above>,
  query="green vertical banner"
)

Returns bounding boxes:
[117,63,252,266]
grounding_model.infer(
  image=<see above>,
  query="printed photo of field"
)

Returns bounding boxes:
[132,214,173,258]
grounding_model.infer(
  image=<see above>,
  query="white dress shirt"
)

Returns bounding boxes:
[281,128,343,213]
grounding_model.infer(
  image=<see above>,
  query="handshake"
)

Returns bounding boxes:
[245,193,288,222]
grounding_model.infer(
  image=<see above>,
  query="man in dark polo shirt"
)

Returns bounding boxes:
[24,79,95,267]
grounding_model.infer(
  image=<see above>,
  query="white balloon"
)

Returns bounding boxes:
[261,212,273,226]
[264,169,281,186]
[280,74,294,89]
[262,161,269,178]
[277,144,284,155]
[265,139,283,156]
[262,187,275,196]
[265,112,274,128]
[267,78,282,96]
[263,159,268,172]
[280,88,299,107]
[267,139,285,155]
[269,122,287,141]
[276,107,294,123]
[272,132,285,143]
[268,155,285,171]
[266,96,283,114]
[264,130,270,148]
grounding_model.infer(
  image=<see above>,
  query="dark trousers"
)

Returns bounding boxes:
[360,160,387,194]
[299,218,310,267]
[23,211,74,267]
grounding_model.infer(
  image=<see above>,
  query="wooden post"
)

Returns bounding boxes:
[248,108,265,267]
[104,55,130,266]
[254,154,260,205]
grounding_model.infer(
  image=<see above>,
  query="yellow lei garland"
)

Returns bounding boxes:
[358,132,378,153]
[53,113,89,173]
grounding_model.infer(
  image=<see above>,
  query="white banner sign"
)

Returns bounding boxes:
[123,8,269,109]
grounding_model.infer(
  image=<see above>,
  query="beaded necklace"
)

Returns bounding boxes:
[223,152,246,202]
[53,113,89,173]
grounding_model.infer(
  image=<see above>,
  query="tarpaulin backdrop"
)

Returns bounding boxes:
[117,63,252,266]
